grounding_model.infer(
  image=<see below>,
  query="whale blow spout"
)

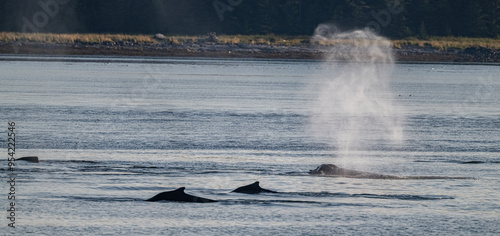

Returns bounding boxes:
[16,156,39,163]
[146,187,217,203]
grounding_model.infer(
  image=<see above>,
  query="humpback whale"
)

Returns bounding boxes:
[146,187,217,203]
[232,181,278,194]
[309,164,403,179]
[16,156,39,163]
[310,164,472,179]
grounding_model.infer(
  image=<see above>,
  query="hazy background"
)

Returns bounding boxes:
[0,0,499,38]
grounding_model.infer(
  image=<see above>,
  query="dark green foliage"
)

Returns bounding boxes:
[1,0,498,38]
[418,21,428,39]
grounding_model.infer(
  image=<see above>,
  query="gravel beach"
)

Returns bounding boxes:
[1,40,499,63]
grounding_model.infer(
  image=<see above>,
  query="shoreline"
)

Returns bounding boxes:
[1,41,499,63]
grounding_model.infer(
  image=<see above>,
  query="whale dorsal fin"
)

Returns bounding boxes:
[174,187,186,193]
[232,181,277,194]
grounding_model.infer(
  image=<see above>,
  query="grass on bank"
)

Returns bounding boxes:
[1,32,500,50]
[392,37,500,50]
[0,32,157,44]
[0,32,309,46]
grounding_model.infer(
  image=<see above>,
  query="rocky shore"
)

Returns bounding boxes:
[1,39,499,63]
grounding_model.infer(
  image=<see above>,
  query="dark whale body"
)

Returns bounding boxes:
[232,181,278,194]
[16,156,39,163]
[146,187,217,203]
[310,164,472,179]
[309,164,402,179]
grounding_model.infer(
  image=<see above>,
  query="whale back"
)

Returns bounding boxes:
[310,164,405,179]
[146,187,217,203]
[16,156,39,163]
[309,164,342,175]
[232,181,277,194]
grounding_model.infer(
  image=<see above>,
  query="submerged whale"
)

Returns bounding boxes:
[309,164,402,179]
[16,156,39,163]
[232,181,278,194]
[310,164,472,179]
[146,187,217,203]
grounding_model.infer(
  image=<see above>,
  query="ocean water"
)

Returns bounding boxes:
[1,55,499,235]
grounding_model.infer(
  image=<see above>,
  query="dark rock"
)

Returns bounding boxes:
[199,32,219,43]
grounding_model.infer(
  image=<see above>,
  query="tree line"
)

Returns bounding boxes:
[1,0,499,39]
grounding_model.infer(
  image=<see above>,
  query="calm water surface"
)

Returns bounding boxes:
[1,55,499,235]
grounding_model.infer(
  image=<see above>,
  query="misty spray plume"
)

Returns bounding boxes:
[309,24,404,167]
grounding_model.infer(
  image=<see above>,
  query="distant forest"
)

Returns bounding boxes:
[1,0,499,39]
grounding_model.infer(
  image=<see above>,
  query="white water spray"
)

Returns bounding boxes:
[309,24,404,166]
